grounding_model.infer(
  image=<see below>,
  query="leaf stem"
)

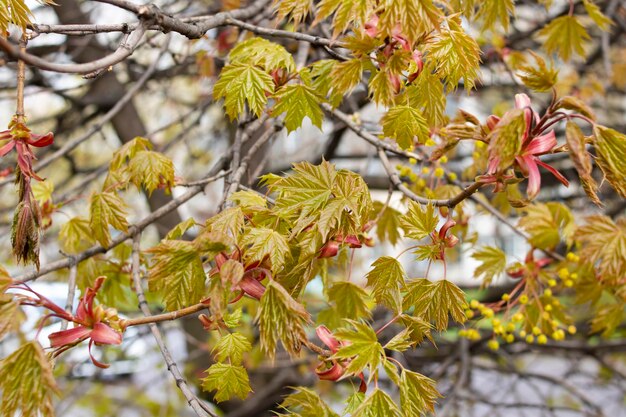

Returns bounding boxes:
[15,34,27,120]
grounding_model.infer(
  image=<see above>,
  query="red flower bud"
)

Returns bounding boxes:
[318,240,339,258]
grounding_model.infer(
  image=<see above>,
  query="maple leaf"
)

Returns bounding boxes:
[328,281,371,319]
[583,0,613,32]
[403,70,446,127]
[400,201,439,241]
[538,15,589,61]
[378,0,442,43]
[471,246,507,286]
[333,320,385,379]
[381,106,430,149]
[476,0,515,32]
[428,16,481,90]
[366,256,406,312]
[368,69,396,108]
[212,332,252,365]
[518,202,575,250]
[128,150,175,195]
[165,218,197,240]
[352,389,401,417]
[576,215,626,283]
[205,206,245,240]
[593,126,626,198]
[89,191,129,247]
[258,280,310,359]
[403,279,467,330]
[0,341,59,417]
[518,51,559,92]
[555,96,596,121]
[330,58,364,97]
[109,136,152,171]
[146,240,207,311]
[486,108,526,172]
[272,84,324,132]
[59,216,95,254]
[280,387,340,417]
[242,227,290,273]
[315,0,375,37]
[400,369,441,415]
[384,328,413,352]
[213,62,274,119]
[274,0,312,26]
[373,201,402,246]
[229,37,295,72]
[201,363,252,402]
[565,122,600,205]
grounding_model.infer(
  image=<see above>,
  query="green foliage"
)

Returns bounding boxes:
[476,0,515,32]
[0,0,34,34]
[201,363,252,402]
[404,71,447,127]
[538,15,589,61]
[518,52,558,92]
[333,320,385,378]
[258,280,310,359]
[378,0,442,43]
[329,58,364,97]
[315,0,374,37]
[272,84,324,132]
[213,61,274,119]
[381,106,430,149]
[128,150,175,195]
[593,126,626,198]
[212,332,252,365]
[400,202,438,240]
[0,342,59,417]
[518,203,575,250]
[565,122,600,205]
[242,227,291,273]
[328,281,371,319]
[400,369,440,415]
[373,202,402,245]
[487,108,526,171]
[352,388,400,417]
[280,387,339,417]
[89,191,129,247]
[59,217,95,254]
[274,0,312,26]
[582,0,613,31]
[366,256,406,312]
[404,279,467,330]
[576,215,626,284]
[471,246,507,285]
[146,240,207,311]
[428,16,481,90]
[229,37,295,72]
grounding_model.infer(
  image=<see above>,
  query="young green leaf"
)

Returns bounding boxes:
[229,37,295,72]
[373,201,402,245]
[583,0,613,31]
[381,106,430,149]
[315,0,375,37]
[400,369,440,415]
[333,320,385,378]
[328,281,371,319]
[258,280,311,359]
[330,58,364,97]
[280,387,340,417]
[59,216,95,254]
[146,240,206,311]
[212,332,252,365]
[428,16,481,90]
[352,388,401,417]
[471,246,507,285]
[576,215,626,283]
[128,150,175,195]
[213,62,274,119]
[242,227,290,272]
[201,363,252,402]
[518,51,559,92]
[400,201,438,240]
[487,108,526,171]
[89,191,129,247]
[274,0,312,26]
[538,15,589,61]
[366,256,406,312]
[593,125,626,198]
[476,0,515,32]
[404,279,467,330]
[384,328,414,352]
[272,84,324,132]
[565,121,600,205]
[378,0,442,43]
[518,202,575,250]
[0,341,59,417]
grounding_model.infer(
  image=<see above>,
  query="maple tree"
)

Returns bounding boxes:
[0,0,625,416]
